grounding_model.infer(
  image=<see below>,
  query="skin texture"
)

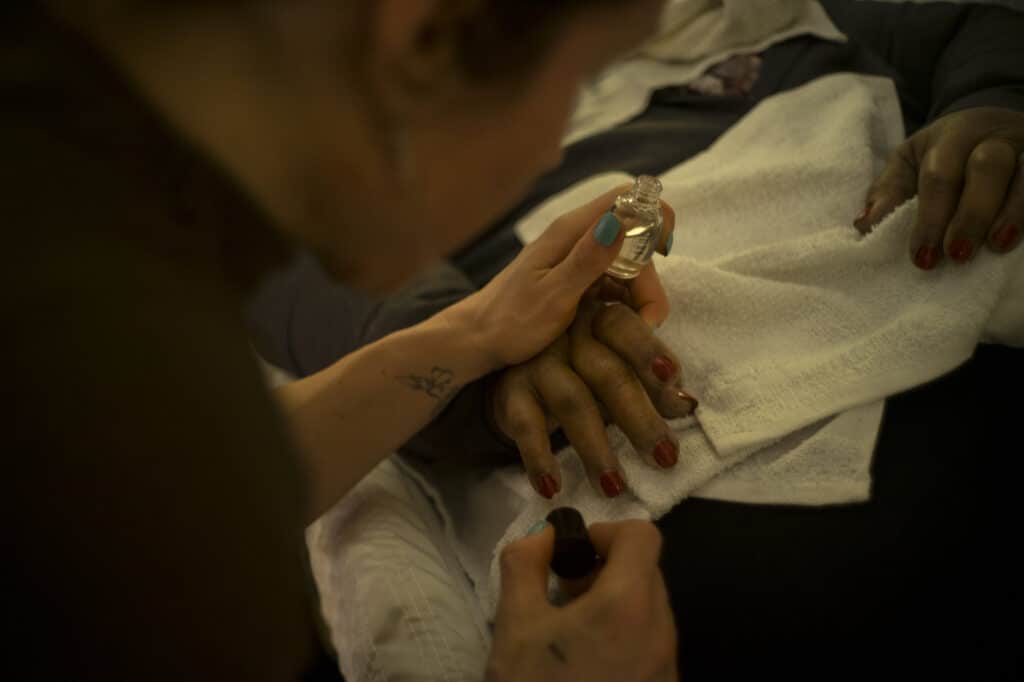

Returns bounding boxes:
[61,0,664,292]
[855,107,1024,268]
[490,185,695,500]
[488,521,678,682]
[55,2,680,680]
[278,183,659,521]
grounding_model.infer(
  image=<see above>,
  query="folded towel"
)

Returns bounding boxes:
[428,72,1024,617]
[307,458,492,682]
[565,0,844,144]
[306,53,1023,682]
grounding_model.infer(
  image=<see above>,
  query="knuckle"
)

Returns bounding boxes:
[537,347,563,368]
[532,352,565,376]
[589,582,633,622]
[495,375,531,408]
[545,384,587,418]
[567,239,598,270]
[593,303,635,341]
[596,362,640,396]
[970,144,1003,171]
[491,382,511,411]
[968,144,1007,173]
[919,167,959,196]
[569,315,598,343]
[606,587,652,633]
[597,302,634,327]
[891,144,913,163]
[494,370,524,399]
[499,542,527,574]
[549,213,573,234]
[568,331,597,359]
[627,520,664,553]
[568,343,601,376]
[504,411,534,440]
[873,146,916,191]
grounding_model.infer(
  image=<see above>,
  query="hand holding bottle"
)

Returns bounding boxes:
[441,183,675,373]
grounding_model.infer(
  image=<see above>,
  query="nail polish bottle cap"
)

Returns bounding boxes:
[546,507,599,580]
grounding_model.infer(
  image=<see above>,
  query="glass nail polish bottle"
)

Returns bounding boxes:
[606,175,664,279]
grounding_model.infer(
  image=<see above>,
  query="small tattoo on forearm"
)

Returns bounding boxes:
[397,366,455,401]
[547,641,567,664]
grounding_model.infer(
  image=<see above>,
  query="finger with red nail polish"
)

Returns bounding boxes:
[991,223,1019,252]
[651,356,675,382]
[948,238,974,264]
[535,473,560,499]
[600,470,627,498]
[914,245,941,271]
[652,439,678,469]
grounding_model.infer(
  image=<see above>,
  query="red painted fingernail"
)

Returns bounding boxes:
[914,245,939,271]
[994,224,1019,251]
[653,440,678,468]
[652,356,675,382]
[678,390,699,410]
[669,390,699,417]
[600,471,626,498]
[855,203,871,223]
[949,239,973,264]
[536,474,559,500]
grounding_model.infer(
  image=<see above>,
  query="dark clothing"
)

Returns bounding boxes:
[246,2,1024,680]
[3,9,332,682]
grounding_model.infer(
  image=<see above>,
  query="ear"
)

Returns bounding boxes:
[367,0,468,105]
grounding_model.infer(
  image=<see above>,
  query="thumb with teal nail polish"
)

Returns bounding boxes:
[441,183,677,370]
[594,211,622,247]
[526,519,550,537]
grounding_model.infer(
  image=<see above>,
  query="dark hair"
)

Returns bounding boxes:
[450,1,627,80]
[91,0,629,81]
[45,0,630,87]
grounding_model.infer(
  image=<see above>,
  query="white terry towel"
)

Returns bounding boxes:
[302,73,1024,680]
[565,0,845,144]
[419,72,1024,617]
[305,73,1023,681]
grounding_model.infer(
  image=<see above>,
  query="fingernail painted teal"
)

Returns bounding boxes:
[527,520,549,536]
[666,231,674,255]
[594,212,621,247]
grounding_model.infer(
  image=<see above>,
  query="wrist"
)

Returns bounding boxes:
[434,298,503,377]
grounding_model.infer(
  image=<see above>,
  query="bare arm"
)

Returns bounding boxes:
[276,184,675,522]
[276,306,496,521]
[246,257,520,468]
